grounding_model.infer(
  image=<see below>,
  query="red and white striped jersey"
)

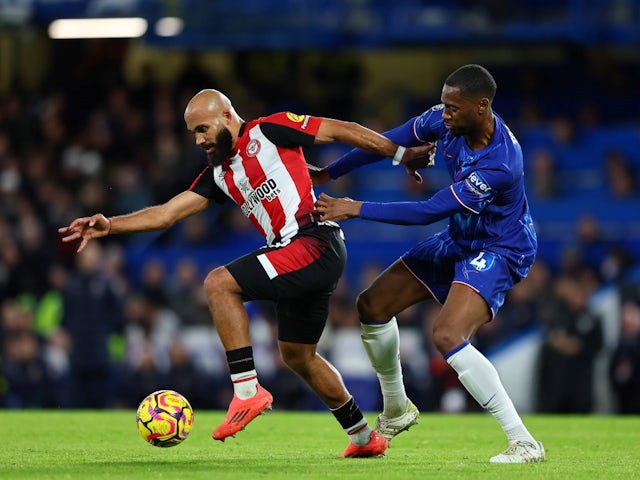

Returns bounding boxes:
[190,112,335,246]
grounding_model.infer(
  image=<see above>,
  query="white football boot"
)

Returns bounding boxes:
[490,440,546,464]
[375,399,420,441]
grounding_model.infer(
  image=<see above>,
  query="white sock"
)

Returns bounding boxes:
[446,342,536,445]
[230,369,258,400]
[347,418,372,446]
[361,317,407,417]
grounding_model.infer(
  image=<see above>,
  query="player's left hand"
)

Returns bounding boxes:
[315,192,362,221]
[307,163,331,186]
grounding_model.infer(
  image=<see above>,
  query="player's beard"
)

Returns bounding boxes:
[205,127,233,167]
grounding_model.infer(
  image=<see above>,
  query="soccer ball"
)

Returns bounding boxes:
[136,390,194,447]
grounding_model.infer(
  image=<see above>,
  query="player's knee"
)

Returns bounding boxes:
[203,267,226,297]
[432,323,461,355]
[356,291,385,321]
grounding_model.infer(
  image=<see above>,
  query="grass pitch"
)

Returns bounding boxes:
[0,410,638,479]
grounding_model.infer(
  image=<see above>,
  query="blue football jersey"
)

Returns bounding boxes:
[412,104,537,273]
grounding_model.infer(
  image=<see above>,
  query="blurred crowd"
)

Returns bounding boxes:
[1,41,640,414]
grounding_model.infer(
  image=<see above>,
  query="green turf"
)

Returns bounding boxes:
[0,410,638,479]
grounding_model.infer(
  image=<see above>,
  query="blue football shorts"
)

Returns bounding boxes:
[401,230,525,318]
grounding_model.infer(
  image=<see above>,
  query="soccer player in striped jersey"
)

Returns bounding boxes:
[314,64,546,463]
[59,88,434,458]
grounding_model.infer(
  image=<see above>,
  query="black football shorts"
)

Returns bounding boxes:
[226,225,346,344]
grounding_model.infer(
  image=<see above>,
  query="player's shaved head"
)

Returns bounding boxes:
[185,89,233,117]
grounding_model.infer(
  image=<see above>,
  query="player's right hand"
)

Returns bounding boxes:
[315,192,362,221]
[401,142,436,183]
[58,213,110,253]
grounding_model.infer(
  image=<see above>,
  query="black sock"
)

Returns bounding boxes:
[226,346,255,374]
[331,396,366,432]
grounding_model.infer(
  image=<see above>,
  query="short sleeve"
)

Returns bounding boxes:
[189,166,227,204]
[259,112,323,148]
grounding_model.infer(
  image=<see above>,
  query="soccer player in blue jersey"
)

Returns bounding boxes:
[313,64,545,463]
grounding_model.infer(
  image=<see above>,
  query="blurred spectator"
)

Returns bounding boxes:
[516,99,543,129]
[109,163,153,215]
[536,274,604,413]
[179,324,229,408]
[609,300,640,413]
[59,240,124,408]
[139,258,169,305]
[119,338,169,408]
[0,238,23,301]
[529,148,559,199]
[1,301,55,408]
[1,195,62,308]
[604,150,637,199]
[163,340,201,407]
[175,52,219,102]
[120,292,181,405]
[549,115,577,149]
[166,257,210,326]
[565,214,634,283]
[32,263,67,339]
[573,214,610,274]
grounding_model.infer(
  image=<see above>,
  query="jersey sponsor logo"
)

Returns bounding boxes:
[465,171,491,196]
[286,112,305,123]
[246,139,261,157]
[240,178,282,217]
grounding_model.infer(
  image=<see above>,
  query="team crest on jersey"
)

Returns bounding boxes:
[468,252,495,272]
[286,112,305,123]
[246,139,261,157]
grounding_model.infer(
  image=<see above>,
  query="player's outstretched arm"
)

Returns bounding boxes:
[58,190,211,252]
[313,117,435,184]
[315,192,363,222]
